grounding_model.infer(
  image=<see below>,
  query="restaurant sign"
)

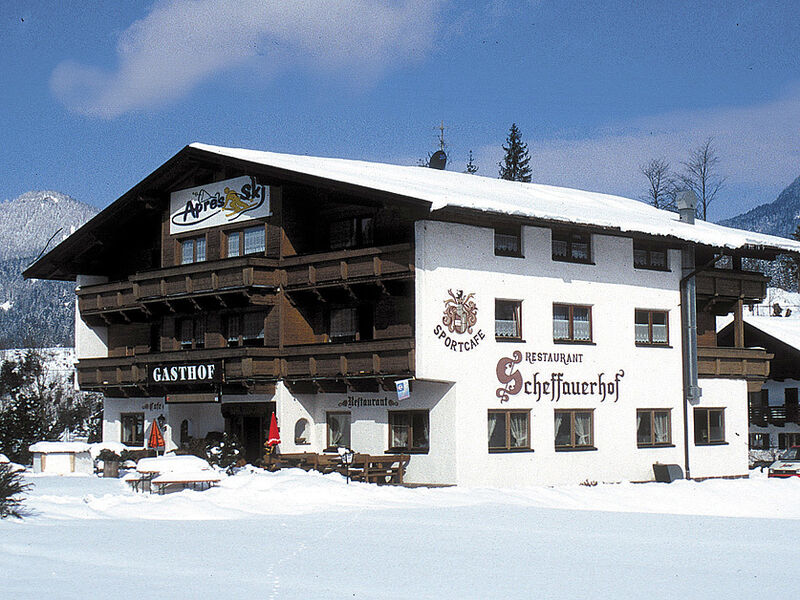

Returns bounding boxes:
[148,361,223,385]
[169,175,270,234]
[496,351,625,403]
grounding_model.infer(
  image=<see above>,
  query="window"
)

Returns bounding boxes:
[749,433,770,450]
[227,226,265,257]
[178,316,205,350]
[633,242,668,270]
[694,408,725,445]
[637,409,672,447]
[326,412,351,450]
[389,411,430,453]
[494,226,522,257]
[225,314,241,347]
[180,236,206,264]
[330,216,374,250]
[488,410,530,451]
[121,413,144,446]
[242,312,265,347]
[495,300,522,340]
[552,230,591,263]
[329,307,358,342]
[295,419,310,445]
[553,304,592,342]
[635,310,669,345]
[227,231,240,258]
[778,433,800,450]
[554,409,594,450]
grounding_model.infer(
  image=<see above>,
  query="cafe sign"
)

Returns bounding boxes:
[169,175,270,234]
[148,361,223,385]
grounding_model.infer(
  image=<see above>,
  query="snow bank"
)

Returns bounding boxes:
[17,466,800,523]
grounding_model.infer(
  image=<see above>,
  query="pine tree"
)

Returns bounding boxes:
[498,123,532,182]
[0,463,30,519]
[465,150,478,174]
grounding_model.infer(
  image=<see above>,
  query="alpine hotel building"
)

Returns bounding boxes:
[25,144,800,486]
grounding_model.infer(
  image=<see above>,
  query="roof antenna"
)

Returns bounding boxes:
[428,120,447,170]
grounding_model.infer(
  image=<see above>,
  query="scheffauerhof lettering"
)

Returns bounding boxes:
[149,362,221,384]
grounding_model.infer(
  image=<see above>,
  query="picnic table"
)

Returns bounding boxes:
[264,452,409,484]
[126,455,221,493]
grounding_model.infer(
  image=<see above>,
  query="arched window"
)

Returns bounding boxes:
[294,418,310,445]
[180,419,191,445]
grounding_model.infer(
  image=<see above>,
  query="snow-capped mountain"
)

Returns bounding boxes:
[0,191,97,348]
[717,176,800,291]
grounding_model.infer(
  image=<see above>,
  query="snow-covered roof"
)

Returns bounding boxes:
[29,441,91,453]
[192,142,800,254]
[720,315,800,351]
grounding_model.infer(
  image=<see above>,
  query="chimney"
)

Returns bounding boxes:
[676,190,697,224]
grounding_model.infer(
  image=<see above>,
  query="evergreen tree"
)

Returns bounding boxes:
[498,123,532,182]
[0,463,30,519]
[465,150,478,174]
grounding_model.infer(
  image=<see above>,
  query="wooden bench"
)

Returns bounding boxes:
[264,452,410,485]
[151,471,222,494]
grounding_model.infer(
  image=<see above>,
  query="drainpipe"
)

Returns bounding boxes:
[678,190,702,480]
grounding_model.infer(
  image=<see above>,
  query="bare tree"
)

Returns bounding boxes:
[680,137,726,221]
[639,158,677,210]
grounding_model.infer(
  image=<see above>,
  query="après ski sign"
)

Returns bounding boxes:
[170,176,270,234]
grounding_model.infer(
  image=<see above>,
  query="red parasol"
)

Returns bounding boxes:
[267,412,280,447]
[148,419,165,450]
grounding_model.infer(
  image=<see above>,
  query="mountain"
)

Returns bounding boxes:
[718,176,800,291]
[719,175,800,238]
[0,191,98,348]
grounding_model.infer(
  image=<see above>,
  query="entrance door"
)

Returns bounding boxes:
[221,402,276,465]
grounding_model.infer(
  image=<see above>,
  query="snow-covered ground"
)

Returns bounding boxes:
[1,468,798,599]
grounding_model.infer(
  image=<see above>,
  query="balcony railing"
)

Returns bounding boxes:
[697,346,772,380]
[78,256,280,319]
[77,244,414,319]
[76,337,415,395]
[695,268,768,305]
[749,405,800,426]
[282,243,413,290]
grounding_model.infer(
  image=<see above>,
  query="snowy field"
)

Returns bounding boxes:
[1,468,798,599]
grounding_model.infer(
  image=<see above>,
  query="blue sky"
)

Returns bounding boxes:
[2,1,800,221]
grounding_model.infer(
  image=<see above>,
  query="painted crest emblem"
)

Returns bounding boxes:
[442,289,478,335]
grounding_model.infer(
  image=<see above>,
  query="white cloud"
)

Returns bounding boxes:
[51,0,443,118]
[477,87,800,213]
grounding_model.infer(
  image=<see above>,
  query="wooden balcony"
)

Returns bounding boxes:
[76,337,415,396]
[78,256,280,322]
[696,268,768,312]
[283,243,414,297]
[750,405,800,427]
[697,346,772,389]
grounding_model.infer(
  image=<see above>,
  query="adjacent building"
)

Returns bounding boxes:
[25,143,800,486]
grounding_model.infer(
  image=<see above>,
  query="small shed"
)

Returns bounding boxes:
[29,442,93,475]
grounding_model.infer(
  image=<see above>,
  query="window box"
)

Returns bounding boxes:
[637,409,672,447]
[635,309,669,346]
[552,230,592,264]
[694,408,725,445]
[388,410,429,453]
[554,409,594,450]
[495,299,522,341]
[553,304,592,343]
[488,410,531,451]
